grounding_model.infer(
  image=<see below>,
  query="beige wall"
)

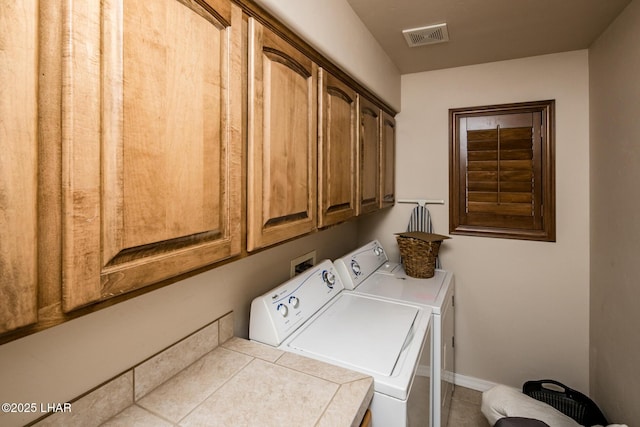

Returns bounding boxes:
[589,0,640,423]
[0,223,358,427]
[252,0,401,111]
[360,50,591,392]
[0,2,396,425]
[6,0,639,423]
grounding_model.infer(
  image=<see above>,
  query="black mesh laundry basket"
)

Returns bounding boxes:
[522,380,608,426]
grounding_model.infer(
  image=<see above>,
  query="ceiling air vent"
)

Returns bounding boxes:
[402,23,449,47]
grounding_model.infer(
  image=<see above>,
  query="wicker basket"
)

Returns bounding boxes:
[395,232,449,279]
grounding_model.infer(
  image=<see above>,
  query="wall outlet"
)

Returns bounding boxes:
[290,251,316,278]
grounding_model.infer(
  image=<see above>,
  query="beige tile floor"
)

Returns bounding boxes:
[447,386,492,427]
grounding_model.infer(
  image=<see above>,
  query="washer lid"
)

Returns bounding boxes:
[288,293,418,376]
[360,268,447,307]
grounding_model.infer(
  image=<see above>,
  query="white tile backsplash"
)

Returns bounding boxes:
[134,319,220,400]
[33,314,230,426]
[33,371,133,427]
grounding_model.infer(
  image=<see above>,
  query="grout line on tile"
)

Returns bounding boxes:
[174,351,255,424]
[131,402,178,426]
[314,387,341,426]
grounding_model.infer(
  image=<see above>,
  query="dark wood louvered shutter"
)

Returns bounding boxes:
[450,101,555,241]
[463,112,542,229]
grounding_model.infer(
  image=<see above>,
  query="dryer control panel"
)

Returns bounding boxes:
[249,259,344,347]
[334,240,388,290]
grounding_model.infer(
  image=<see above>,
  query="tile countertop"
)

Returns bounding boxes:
[106,337,373,427]
[30,314,372,427]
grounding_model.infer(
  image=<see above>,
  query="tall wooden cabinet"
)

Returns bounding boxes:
[0,2,39,334]
[247,19,318,250]
[61,0,243,310]
[318,70,358,228]
[358,96,381,215]
[380,111,396,209]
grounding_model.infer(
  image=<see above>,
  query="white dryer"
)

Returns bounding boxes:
[250,259,433,427]
[335,241,455,427]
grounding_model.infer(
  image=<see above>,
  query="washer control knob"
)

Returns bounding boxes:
[351,260,362,276]
[277,303,288,317]
[322,270,336,289]
[373,245,384,256]
[288,296,300,308]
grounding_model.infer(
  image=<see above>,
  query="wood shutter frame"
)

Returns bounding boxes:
[449,100,555,241]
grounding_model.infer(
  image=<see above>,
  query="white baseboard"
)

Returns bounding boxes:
[416,364,430,377]
[416,367,498,393]
[453,373,498,392]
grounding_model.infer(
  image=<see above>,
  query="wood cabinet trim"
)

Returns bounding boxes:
[0,0,40,334]
[61,0,103,309]
[179,0,232,28]
[262,47,312,78]
[326,85,355,104]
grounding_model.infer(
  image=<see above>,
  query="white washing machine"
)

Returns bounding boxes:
[335,241,455,427]
[250,259,433,427]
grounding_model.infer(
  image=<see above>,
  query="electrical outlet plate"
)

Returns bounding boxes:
[290,251,316,278]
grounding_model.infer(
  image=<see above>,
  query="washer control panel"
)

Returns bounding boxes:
[334,240,389,290]
[249,259,344,347]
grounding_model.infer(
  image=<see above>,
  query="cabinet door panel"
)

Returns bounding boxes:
[358,96,380,215]
[318,70,357,228]
[380,111,396,208]
[121,0,223,249]
[62,0,242,311]
[0,1,39,333]
[247,19,317,250]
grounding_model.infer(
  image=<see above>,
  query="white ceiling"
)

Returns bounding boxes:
[346,0,632,74]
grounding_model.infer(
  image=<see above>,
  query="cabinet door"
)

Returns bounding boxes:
[0,1,39,333]
[62,0,243,311]
[358,96,381,215]
[247,19,318,250]
[380,111,396,209]
[318,69,357,228]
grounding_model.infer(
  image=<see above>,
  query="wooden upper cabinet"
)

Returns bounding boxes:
[318,69,358,228]
[0,1,39,333]
[380,111,396,209]
[62,0,243,311]
[247,19,318,250]
[358,96,381,215]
